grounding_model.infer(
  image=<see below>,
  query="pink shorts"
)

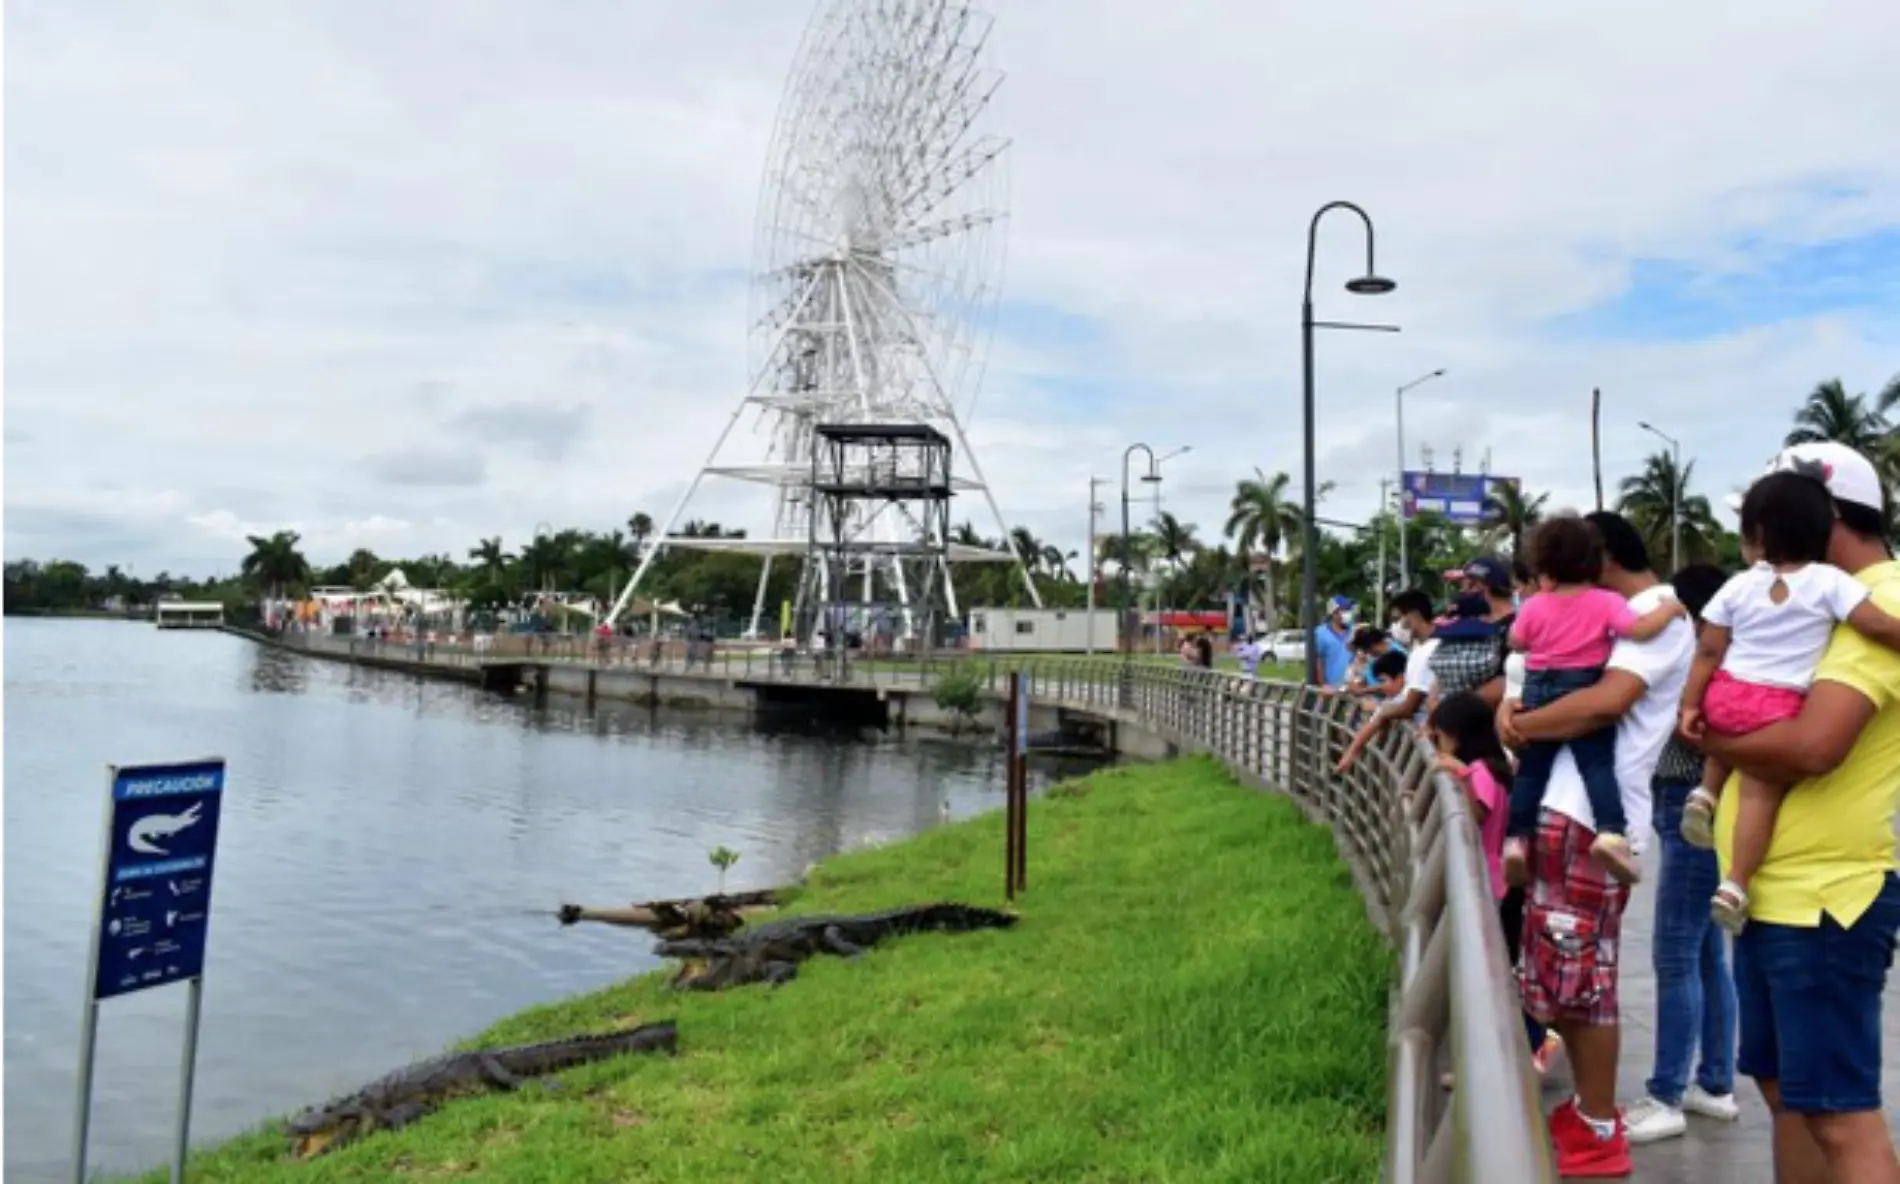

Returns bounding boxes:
[1703,668,1806,735]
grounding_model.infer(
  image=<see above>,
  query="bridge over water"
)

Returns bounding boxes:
[245,629,1895,1181]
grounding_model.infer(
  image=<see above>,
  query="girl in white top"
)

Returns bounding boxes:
[1677,471,1900,933]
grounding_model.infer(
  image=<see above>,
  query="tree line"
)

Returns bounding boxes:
[8,375,1895,627]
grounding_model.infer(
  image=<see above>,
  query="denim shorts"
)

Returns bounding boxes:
[1734,873,1900,1113]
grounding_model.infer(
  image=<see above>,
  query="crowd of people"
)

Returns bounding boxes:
[1323,441,1900,1181]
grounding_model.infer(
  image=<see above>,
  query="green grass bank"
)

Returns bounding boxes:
[144,756,1391,1184]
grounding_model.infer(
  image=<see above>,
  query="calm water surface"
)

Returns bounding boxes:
[3,620,1096,1180]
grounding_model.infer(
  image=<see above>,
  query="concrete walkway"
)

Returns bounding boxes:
[1557,848,1899,1180]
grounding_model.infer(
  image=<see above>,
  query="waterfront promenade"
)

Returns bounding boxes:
[237,628,1897,1178]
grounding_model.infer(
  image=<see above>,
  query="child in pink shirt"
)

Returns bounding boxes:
[1429,689,1563,1072]
[1501,516,1687,885]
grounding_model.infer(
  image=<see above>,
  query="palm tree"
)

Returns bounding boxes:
[518,533,570,596]
[1786,378,1890,454]
[626,512,656,557]
[240,531,312,601]
[346,548,383,591]
[469,537,511,582]
[1150,511,1199,571]
[1009,526,1044,574]
[1479,481,1548,557]
[1223,469,1303,629]
[1039,544,1072,581]
[584,530,638,600]
[1617,451,1722,568]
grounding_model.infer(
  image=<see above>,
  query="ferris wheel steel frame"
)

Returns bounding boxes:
[603,0,1040,637]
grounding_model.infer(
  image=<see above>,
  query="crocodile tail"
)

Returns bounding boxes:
[940,902,1019,929]
[520,1021,680,1070]
[576,1020,679,1054]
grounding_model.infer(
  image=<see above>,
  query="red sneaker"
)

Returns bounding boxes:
[1551,1106,1632,1178]
[1547,1097,1581,1137]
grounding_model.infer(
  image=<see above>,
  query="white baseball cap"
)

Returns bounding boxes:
[1726,441,1884,515]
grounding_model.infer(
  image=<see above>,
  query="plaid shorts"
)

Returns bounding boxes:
[1517,809,1630,1028]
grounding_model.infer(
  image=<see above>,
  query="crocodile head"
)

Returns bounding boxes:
[285,1100,376,1159]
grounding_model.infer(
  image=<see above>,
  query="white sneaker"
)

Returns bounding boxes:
[1623,1095,1687,1144]
[1683,1084,1741,1122]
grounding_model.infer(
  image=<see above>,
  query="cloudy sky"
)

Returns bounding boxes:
[7,0,1898,578]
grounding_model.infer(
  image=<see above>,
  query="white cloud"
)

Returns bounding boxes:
[5,0,1897,576]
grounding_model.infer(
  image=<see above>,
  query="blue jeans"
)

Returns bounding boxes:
[1507,666,1626,839]
[1646,780,1736,1105]
[1735,872,1900,1113]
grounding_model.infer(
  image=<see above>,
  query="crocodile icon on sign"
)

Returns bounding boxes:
[128,802,205,855]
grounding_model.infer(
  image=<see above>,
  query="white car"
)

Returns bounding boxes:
[1263,629,1306,668]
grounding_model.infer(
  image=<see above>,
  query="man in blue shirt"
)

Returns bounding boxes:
[1313,595,1355,688]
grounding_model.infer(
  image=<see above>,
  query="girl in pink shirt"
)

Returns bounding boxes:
[1501,516,1687,885]
[1429,690,1562,1071]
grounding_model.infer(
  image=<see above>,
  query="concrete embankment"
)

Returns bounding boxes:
[219,626,1173,758]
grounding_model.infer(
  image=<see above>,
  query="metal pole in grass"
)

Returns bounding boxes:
[1012,671,1029,891]
[1004,672,1020,899]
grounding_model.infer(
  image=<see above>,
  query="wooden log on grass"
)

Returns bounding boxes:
[556,888,784,940]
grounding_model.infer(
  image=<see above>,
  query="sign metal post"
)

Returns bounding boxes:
[72,758,227,1184]
[1003,673,1030,897]
[1004,675,1019,899]
[1014,673,1029,890]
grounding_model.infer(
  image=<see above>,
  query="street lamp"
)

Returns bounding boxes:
[1085,476,1106,656]
[1301,201,1398,687]
[1394,367,1447,589]
[1120,444,1161,661]
[1639,420,1682,574]
[1149,446,1192,655]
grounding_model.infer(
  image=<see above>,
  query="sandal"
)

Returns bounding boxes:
[1711,880,1749,935]
[1591,832,1641,886]
[1680,789,1717,849]
[1501,838,1530,888]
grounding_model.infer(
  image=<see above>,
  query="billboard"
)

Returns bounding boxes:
[1400,472,1519,527]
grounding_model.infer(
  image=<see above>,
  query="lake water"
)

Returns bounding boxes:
[3,620,1097,1181]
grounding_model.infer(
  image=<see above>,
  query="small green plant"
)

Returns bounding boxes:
[708,845,741,893]
[931,667,985,735]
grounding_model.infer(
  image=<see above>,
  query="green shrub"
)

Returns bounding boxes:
[931,667,985,733]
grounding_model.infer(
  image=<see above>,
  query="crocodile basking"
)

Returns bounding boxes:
[284,1020,678,1158]
[656,902,1017,992]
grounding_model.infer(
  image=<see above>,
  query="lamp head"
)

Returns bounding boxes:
[1345,274,1397,296]
[1140,472,1162,484]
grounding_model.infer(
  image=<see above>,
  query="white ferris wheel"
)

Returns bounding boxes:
[605,0,1041,636]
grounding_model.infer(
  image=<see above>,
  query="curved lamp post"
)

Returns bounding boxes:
[1120,443,1161,663]
[1301,201,1397,687]
[1395,367,1447,589]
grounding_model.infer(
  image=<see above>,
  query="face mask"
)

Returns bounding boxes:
[1390,622,1413,646]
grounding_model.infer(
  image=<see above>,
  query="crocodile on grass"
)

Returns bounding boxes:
[284,1020,678,1158]
[655,902,1017,992]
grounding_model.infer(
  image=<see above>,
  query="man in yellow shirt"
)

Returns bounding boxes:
[1702,441,1900,1184]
